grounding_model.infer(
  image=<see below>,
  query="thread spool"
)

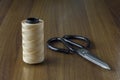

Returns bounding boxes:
[21,18,44,64]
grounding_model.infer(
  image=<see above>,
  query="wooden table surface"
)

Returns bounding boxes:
[0,0,120,80]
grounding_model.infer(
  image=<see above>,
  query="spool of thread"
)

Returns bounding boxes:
[21,18,44,64]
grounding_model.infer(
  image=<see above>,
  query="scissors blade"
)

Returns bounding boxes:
[77,49,111,70]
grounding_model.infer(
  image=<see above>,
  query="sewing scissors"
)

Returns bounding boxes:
[47,35,111,70]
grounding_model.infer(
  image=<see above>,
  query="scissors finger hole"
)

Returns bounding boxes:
[63,35,91,48]
[47,37,70,53]
[51,40,67,49]
[71,39,89,48]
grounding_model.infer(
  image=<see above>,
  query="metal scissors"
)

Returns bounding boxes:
[47,35,111,70]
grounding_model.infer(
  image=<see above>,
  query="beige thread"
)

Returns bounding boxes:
[21,19,44,64]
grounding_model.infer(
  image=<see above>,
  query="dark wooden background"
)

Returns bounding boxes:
[0,0,120,80]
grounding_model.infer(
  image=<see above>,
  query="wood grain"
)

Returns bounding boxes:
[0,0,120,80]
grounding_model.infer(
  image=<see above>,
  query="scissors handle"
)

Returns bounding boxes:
[47,35,90,54]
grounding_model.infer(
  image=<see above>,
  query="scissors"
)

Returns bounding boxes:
[47,35,111,70]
